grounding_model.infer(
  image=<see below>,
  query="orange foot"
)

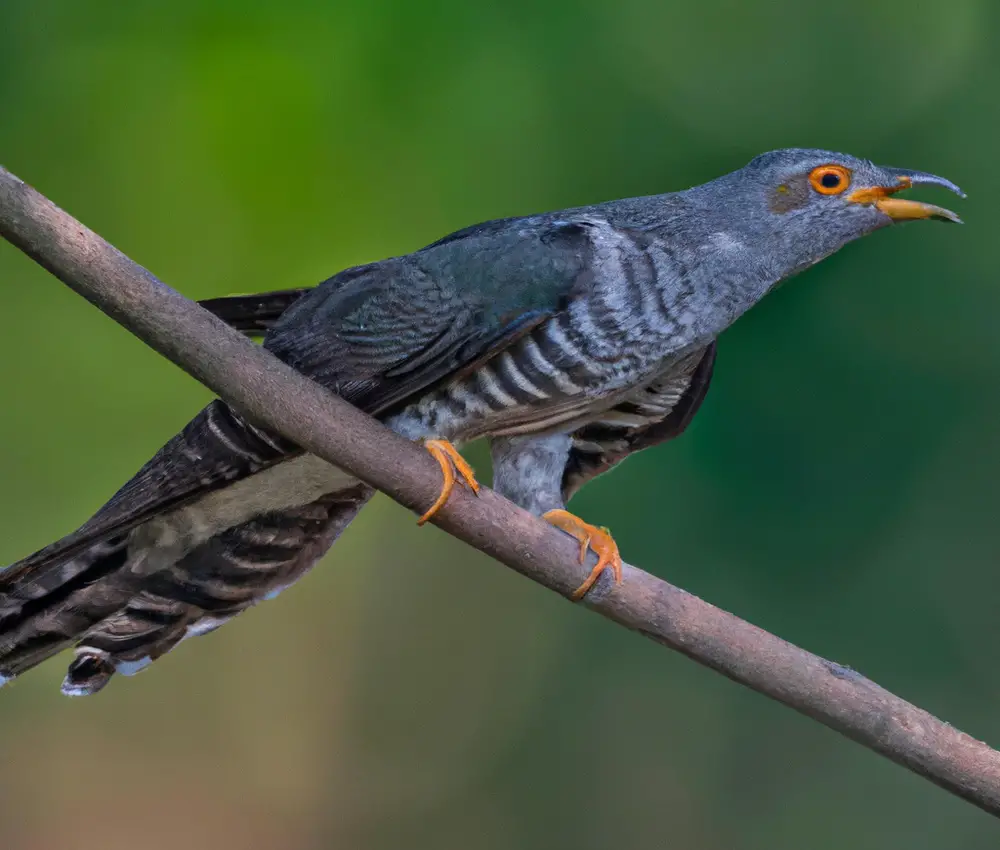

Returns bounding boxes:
[543,510,623,601]
[417,440,481,525]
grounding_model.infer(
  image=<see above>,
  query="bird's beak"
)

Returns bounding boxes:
[847,170,964,223]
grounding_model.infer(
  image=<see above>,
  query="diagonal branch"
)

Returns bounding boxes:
[2,164,999,815]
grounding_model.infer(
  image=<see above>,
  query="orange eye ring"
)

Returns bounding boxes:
[809,165,852,195]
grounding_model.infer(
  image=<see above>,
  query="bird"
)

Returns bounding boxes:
[0,148,963,697]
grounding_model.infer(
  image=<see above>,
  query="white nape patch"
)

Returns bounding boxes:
[184,616,229,639]
[133,455,358,562]
[0,673,11,688]
[115,656,153,677]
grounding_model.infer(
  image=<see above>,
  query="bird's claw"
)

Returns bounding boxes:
[417,440,480,525]
[542,509,623,600]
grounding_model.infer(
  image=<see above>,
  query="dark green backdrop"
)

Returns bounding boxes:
[1,1,998,847]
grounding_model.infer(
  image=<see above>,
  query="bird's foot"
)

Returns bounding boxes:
[417,440,481,525]
[542,509,623,600]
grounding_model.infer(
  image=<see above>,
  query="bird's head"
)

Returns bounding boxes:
[693,148,964,280]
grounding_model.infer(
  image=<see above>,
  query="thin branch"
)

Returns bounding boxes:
[2,164,999,815]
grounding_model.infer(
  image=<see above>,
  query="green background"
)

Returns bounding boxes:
[1,2,998,847]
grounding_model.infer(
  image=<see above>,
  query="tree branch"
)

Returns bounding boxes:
[2,164,999,815]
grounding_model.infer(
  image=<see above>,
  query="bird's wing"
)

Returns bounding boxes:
[198,288,312,334]
[0,216,600,691]
[5,215,592,586]
[263,216,592,415]
[561,343,716,500]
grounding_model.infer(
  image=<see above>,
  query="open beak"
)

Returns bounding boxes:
[847,171,964,223]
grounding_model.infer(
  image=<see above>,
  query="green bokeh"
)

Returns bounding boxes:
[2,2,999,847]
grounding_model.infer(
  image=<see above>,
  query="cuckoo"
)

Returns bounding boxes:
[0,149,963,696]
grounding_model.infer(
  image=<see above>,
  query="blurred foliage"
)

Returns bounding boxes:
[1,1,999,848]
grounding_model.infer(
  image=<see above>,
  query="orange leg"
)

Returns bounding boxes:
[542,509,623,601]
[417,440,481,525]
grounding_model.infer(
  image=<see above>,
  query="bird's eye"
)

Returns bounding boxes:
[809,165,852,196]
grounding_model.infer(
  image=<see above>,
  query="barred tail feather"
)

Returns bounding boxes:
[0,484,374,696]
[0,537,134,681]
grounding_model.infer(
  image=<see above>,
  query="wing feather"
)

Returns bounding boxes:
[198,288,311,334]
[562,343,716,500]
[5,215,592,576]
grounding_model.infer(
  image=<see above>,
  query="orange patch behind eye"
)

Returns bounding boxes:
[808,165,852,195]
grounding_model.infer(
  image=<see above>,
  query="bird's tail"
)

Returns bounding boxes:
[0,536,134,684]
[198,288,311,334]
[0,484,374,696]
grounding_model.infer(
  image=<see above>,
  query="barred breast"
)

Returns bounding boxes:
[397,217,708,442]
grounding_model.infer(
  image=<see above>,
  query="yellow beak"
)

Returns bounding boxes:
[847,176,962,223]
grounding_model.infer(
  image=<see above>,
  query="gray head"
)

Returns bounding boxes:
[685,147,964,280]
